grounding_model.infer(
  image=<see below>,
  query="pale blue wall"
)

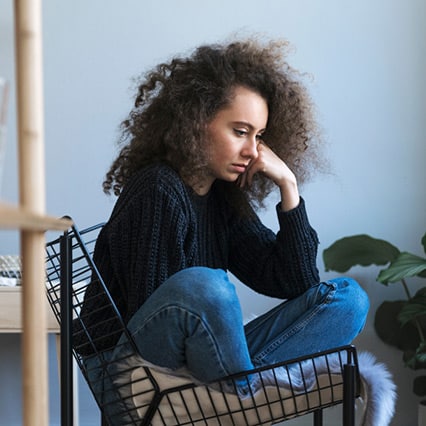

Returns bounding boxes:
[1,0,425,424]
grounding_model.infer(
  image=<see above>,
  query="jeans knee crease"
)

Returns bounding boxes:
[253,293,334,363]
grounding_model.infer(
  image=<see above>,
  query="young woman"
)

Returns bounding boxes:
[76,38,369,387]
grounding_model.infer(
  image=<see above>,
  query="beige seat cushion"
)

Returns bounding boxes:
[109,350,346,426]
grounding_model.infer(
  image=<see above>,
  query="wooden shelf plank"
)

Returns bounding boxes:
[0,202,72,231]
[0,287,59,333]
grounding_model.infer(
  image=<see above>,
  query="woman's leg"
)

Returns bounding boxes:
[245,277,369,366]
[125,266,254,383]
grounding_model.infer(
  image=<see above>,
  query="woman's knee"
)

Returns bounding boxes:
[329,276,370,329]
[162,267,239,310]
[335,277,369,309]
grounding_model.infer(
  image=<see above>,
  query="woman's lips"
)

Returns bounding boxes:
[231,163,247,173]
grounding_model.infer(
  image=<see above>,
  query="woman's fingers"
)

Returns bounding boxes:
[241,143,296,189]
[245,143,276,185]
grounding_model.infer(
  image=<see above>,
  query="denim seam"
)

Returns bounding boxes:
[252,282,337,364]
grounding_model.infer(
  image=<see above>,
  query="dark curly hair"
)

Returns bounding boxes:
[103,37,323,213]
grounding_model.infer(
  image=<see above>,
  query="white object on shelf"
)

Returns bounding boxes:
[0,277,19,286]
[0,255,21,286]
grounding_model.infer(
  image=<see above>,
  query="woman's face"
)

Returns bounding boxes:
[195,86,268,195]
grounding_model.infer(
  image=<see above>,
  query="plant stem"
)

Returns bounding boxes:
[401,278,412,300]
[417,321,426,343]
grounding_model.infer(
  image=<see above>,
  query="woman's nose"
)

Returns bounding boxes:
[241,137,259,159]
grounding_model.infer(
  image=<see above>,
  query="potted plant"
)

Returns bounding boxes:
[323,232,426,402]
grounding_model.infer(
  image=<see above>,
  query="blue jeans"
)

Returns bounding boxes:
[125,267,369,383]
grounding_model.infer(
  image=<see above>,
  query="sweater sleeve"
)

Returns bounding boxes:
[228,197,320,300]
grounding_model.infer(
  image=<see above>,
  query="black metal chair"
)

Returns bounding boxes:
[45,221,360,426]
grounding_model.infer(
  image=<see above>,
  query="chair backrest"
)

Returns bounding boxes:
[45,222,160,425]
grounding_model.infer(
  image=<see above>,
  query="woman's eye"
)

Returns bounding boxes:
[234,129,247,137]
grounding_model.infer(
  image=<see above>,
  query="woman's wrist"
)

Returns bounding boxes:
[279,180,300,211]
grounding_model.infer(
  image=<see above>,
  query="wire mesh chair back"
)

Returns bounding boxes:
[46,222,160,424]
[45,222,360,426]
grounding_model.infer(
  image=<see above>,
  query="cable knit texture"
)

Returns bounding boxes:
[74,163,320,355]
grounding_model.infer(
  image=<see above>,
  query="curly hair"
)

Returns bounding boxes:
[103,37,323,214]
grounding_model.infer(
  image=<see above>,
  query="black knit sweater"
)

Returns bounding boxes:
[75,163,320,355]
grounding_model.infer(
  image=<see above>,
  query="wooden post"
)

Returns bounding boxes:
[14,0,49,425]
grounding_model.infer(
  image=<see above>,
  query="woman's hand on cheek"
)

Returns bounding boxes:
[241,143,300,211]
[242,143,292,186]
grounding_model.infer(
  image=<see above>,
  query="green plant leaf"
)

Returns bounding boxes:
[422,232,426,255]
[377,252,426,284]
[323,235,400,273]
[374,300,421,351]
[405,341,426,370]
[398,288,426,326]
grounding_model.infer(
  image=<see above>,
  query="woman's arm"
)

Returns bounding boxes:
[228,198,320,300]
[231,141,319,298]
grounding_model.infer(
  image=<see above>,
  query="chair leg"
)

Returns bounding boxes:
[60,233,74,426]
[313,409,323,426]
[343,363,356,426]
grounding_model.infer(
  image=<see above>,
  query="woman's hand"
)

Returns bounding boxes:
[239,143,300,212]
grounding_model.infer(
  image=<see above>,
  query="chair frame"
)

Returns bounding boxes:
[46,221,360,426]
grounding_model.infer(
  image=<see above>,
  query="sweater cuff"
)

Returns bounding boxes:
[276,197,311,231]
